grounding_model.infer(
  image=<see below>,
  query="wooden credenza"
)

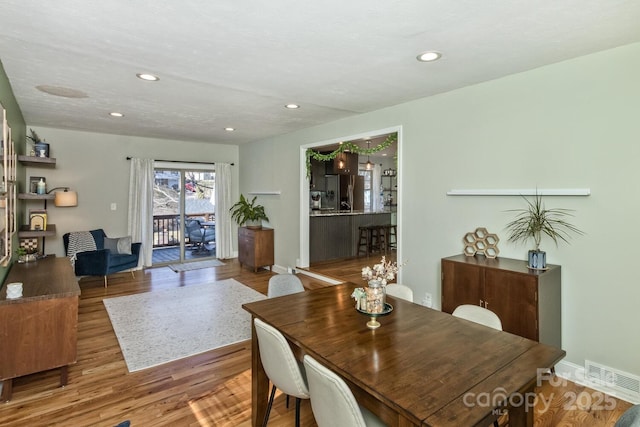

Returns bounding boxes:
[0,256,80,401]
[238,227,274,273]
[441,254,561,347]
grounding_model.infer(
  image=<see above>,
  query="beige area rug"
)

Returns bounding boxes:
[103,278,265,372]
[168,259,224,272]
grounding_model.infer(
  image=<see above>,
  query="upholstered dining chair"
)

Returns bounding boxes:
[303,355,387,427]
[265,273,306,412]
[267,274,305,298]
[254,318,310,427]
[384,284,413,302]
[615,404,640,427]
[452,304,502,427]
[452,304,503,331]
[184,219,215,252]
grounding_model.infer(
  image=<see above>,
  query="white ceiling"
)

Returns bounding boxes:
[1,1,639,145]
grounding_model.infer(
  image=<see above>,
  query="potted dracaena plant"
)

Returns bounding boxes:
[505,192,584,269]
[230,194,269,229]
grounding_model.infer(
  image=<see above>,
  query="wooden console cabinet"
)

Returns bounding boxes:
[441,254,561,347]
[0,256,80,401]
[238,227,274,273]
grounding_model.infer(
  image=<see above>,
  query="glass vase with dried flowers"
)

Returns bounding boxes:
[360,256,402,313]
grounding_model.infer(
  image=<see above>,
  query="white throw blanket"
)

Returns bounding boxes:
[67,231,97,265]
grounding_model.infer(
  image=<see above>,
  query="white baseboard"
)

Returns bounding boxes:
[555,360,639,404]
[271,264,288,274]
[270,263,343,285]
[295,268,342,285]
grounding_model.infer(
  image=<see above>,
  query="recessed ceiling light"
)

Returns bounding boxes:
[416,51,442,62]
[285,104,300,109]
[224,127,235,132]
[109,112,124,117]
[136,73,160,81]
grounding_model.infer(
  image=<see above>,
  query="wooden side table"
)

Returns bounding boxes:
[0,256,80,401]
[238,227,274,272]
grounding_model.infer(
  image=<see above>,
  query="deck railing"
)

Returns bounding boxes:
[153,213,214,248]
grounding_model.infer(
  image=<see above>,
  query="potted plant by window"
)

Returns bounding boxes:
[505,192,583,269]
[230,194,269,229]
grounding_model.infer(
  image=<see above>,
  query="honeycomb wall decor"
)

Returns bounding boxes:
[462,227,500,258]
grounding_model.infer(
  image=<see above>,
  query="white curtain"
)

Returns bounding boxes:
[372,163,383,211]
[214,163,234,259]
[128,158,155,268]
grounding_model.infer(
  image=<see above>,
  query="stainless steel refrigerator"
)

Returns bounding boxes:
[321,174,364,210]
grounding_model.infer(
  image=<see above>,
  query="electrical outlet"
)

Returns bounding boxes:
[287,267,293,274]
[422,292,433,308]
[110,203,117,211]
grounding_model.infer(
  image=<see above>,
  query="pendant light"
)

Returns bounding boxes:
[365,140,373,170]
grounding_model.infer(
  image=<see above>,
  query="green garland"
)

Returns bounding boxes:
[306,133,397,179]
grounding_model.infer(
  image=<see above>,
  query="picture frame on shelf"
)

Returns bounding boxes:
[29,176,45,194]
[29,209,47,231]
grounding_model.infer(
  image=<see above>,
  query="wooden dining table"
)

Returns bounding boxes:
[242,283,565,427]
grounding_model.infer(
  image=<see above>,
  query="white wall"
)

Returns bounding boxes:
[238,42,640,377]
[21,127,239,257]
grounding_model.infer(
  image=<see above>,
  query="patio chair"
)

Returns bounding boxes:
[185,218,215,252]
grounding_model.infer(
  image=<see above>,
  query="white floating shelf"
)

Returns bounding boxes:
[446,188,591,196]
[247,191,281,195]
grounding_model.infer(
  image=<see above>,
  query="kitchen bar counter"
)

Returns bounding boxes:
[310,208,393,216]
[310,211,392,262]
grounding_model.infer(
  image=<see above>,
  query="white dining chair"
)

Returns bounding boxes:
[452,304,503,331]
[303,355,387,427]
[266,274,305,412]
[451,304,502,427]
[615,404,640,427]
[384,284,413,302]
[254,318,310,427]
[267,274,305,298]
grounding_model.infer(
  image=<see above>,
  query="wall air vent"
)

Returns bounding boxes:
[585,360,640,401]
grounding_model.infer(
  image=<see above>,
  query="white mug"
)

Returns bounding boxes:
[6,282,23,299]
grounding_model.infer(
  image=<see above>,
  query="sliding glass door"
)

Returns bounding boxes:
[152,168,215,265]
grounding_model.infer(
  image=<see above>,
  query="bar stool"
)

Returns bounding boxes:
[370,225,387,254]
[379,225,388,253]
[357,226,372,257]
[387,224,397,250]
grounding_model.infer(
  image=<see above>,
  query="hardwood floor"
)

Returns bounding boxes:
[304,253,399,285]
[0,257,632,426]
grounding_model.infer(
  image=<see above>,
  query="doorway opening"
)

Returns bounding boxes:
[152,168,216,265]
[299,126,402,278]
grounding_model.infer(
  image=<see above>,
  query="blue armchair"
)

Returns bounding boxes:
[63,229,141,287]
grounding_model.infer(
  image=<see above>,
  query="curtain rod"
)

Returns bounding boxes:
[126,157,234,166]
